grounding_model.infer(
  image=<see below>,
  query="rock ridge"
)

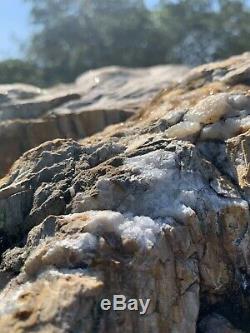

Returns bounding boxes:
[0,65,188,177]
[0,53,250,332]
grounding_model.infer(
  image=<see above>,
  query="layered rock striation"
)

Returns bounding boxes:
[0,65,188,177]
[0,53,250,332]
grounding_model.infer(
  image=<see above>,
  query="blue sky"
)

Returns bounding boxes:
[0,0,158,60]
[0,0,31,59]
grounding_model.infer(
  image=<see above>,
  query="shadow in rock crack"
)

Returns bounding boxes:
[198,283,250,332]
[197,140,239,188]
[0,230,11,255]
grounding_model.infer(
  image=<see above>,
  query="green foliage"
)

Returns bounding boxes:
[3,0,250,86]
[25,0,161,85]
[157,0,250,65]
[0,59,43,86]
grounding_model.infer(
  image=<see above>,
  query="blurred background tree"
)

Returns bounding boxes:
[157,0,250,65]
[0,0,250,86]
[25,0,159,85]
[0,59,43,86]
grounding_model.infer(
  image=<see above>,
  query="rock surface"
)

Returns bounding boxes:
[0,65,188,177]
[0,53,250,332]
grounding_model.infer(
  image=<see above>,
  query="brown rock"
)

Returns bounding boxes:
[0,65,188,177]
[0,54,250,332]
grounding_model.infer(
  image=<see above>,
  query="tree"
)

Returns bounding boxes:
[0,59,43,86]
[25,0,159,85]
[156,0,250,65]
[213,0,250,60]
[24,0,250,86]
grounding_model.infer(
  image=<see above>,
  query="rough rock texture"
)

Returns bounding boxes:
[0,53,250,332]
[0,65,188,177]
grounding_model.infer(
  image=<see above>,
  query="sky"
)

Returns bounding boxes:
[0,0,158,60]
[0,0,32,59]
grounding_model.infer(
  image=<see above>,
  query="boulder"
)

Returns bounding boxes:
[0,53,250,332]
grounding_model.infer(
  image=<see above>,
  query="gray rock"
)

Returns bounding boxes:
[0,65,188,177]
[0,54,250,332]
